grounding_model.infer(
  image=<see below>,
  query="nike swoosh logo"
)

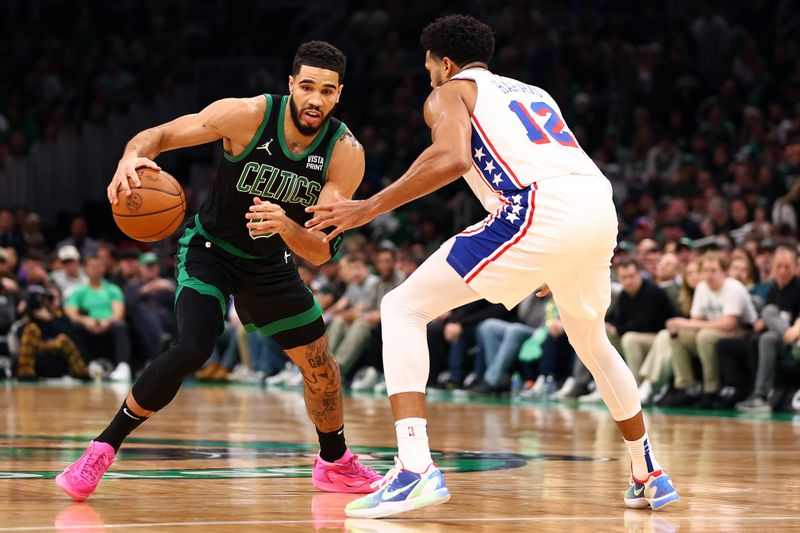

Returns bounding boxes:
[123,408,141,421]
[382,478,420,501]
[633,485,645,497]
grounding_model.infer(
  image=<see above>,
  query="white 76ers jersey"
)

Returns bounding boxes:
[450,68,603,213]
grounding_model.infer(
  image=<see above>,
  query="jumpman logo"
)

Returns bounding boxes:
[256,139,274,155]
[284,251,292,263]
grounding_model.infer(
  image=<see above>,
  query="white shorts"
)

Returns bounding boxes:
[445,174,618,319]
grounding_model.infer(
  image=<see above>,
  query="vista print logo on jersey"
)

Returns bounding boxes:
[306,155,324,171]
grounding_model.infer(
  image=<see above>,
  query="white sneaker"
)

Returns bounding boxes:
[109,362,132,382]
[351,366,379,391]
[239,370,265,384]
[551,377,576,400]
[638,380,654,404]
[462,372,478,389]
[265,363,296,387]
[284,366,305,388]
[373,376,387,394]
[578,388,603,403]
[88,361,104,380]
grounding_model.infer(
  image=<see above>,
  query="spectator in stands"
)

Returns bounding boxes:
[429,300,510,390]
[50,245,87,298]
[0,248,20,295]
[735,246,800,413]
[57,216,99,259]
[21,212,48,258]
[470,292,548,395]
[0,209,25,259]
[326,254,378,378]
[654,252,681,307]
[65,254,131,381]
[97,243,120,285]
[123,252,176,366]
[350,246,406,391]
[607,258,677,385]
[16,285,87,380]
[662,253,757,408]
[116,249,142,286]
[17,253,49,288]
[643,258,704,405]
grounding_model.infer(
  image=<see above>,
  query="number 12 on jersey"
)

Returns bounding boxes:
[509,100,578,147]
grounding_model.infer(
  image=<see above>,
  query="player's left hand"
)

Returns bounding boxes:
[304,191,376,242]
[246,198,288,236]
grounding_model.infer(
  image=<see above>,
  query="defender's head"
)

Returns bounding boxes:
[420,15,495,88]
[289,41,347,135]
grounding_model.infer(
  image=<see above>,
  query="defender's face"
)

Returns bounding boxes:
[425,51,446,88]
[288,66,342,135]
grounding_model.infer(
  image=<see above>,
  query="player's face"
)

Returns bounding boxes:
[424,51,446,88]
[288,66,342,136]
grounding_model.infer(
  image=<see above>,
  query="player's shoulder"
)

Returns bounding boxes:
[211,94,268,120]
[331,125,364,159]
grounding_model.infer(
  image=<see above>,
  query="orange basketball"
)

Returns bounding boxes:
[112,168,186,242]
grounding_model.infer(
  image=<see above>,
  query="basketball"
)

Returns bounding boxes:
[112,168,186,242]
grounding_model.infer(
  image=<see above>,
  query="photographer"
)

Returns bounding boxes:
[16,286,88,380]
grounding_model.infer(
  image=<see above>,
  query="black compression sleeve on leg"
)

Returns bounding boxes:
[131,289,223,411]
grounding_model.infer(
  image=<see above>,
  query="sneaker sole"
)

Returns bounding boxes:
[55,473,91,502]
[312,476,377,494]
[623,496,650,509]
[649,491,680,511]
[345,488,451,519]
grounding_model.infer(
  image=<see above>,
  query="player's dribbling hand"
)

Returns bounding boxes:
[107,157,161,205]
[304,191,376,242]
[246,198,288,236]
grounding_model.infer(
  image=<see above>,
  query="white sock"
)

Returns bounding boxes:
[624,432,663,481]
[396,417,433,473]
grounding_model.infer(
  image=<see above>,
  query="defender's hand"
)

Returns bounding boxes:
[535,284,551,298]
[246,198,288,236]
[305,192,375,242]
[108,157,161,205]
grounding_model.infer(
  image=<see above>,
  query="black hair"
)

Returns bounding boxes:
[617,257,642,271]
[292,41,347,83]
[420,14,495,66]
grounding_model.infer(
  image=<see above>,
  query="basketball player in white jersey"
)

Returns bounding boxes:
[307,15,680,518]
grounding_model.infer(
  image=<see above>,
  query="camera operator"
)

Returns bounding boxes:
[16,285,88,380]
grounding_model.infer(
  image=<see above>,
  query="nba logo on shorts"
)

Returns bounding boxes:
[408,426,415,437]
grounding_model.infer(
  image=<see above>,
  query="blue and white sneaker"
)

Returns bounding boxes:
[624,469,680,510]
[345,457,451,519]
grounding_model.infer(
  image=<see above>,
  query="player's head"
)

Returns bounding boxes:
[420,14,494,88]
[289,41,346,136]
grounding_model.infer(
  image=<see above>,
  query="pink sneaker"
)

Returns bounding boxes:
[55,441,116,502]
[312,449,382,493]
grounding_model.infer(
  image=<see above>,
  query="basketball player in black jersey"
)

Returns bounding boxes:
[56,41,382,502]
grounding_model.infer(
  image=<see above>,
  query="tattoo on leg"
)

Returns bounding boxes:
[288,337,343,433]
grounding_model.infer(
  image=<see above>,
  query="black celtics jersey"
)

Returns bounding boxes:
[197,93,346,258]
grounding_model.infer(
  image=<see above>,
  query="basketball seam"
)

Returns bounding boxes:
[125,203,185,240]
[134,185,183,197]
[113,203,184,218]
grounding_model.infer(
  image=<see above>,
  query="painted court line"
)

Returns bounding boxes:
[4,515,800,531]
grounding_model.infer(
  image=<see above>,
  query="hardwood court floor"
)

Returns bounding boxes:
[0,381,799,532]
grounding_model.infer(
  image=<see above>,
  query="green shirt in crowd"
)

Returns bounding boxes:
[67,281,123,319]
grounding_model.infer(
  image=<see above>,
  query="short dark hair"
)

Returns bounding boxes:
[420,14,495,66]
[617,257,641,271]
[292,41,346,83]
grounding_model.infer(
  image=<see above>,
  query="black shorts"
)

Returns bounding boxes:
[174,215,325,349]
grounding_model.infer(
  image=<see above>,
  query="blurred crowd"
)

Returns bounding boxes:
[1,1,800,412]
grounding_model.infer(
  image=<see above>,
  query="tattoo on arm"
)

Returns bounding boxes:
[338,127,364,151]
